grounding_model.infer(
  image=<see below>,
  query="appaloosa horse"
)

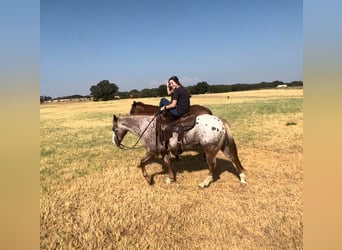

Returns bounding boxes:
[130,101,212,116]
[130,101,229,159]
[112,114,246,188]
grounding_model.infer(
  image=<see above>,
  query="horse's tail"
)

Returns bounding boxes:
[220,118,246,180]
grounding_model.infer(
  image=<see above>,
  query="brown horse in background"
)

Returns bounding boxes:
[130,101,212,116]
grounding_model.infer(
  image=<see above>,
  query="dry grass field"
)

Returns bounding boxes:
[40,88,303,249]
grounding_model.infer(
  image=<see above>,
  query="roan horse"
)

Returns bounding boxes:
[112,114,247,188]
[130,101,227,159]
[130,101,213,116]
[130,101,213,158]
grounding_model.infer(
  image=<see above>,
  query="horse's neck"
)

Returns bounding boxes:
[138,104,158,112]
[147,104,158,109]
[122,116,152,135]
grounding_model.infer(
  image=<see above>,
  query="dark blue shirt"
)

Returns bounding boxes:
[171,87,190,116]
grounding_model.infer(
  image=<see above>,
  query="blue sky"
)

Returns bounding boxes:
[40,0,302,98]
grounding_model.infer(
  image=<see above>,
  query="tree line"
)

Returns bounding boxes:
[40,80,303,102]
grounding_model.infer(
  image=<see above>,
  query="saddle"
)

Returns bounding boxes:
[156,111,197,154]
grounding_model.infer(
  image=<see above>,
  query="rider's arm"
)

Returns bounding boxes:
[165,99,177,110]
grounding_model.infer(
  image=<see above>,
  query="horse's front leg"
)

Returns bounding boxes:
[163,151,175,184]
[139,152,154,185]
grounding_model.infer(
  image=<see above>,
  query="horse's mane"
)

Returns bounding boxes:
[134,101,158,108]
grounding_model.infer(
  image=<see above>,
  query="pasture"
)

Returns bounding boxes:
[40,89,303,249]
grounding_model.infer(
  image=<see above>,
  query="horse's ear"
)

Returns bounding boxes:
[133,100,136,105]
[113,115,118,121]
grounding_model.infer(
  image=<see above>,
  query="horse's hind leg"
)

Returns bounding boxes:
[163,151,175,184]
[222,136,247,184]
[221,119,247,184]
[230,147,246,184]
[198,148,217,188]
[234,157,247,184]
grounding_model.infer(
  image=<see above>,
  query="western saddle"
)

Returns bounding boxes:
[156,110,197,155]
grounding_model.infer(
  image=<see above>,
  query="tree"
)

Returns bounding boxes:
[193,81,209,94]
[288,81,303,87]
[89,80,119,101]
[208,84,232,93]
[140,88,159,98]
[40,96,52,103]
[129,89,140,98]
[158,84,167,97]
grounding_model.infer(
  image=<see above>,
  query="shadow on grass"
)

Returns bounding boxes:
[146,152,241,185]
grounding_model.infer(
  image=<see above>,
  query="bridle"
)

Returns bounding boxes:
[113,113,158,150]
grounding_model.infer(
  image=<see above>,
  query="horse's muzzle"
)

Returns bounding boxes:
[112,132,123,148]
[112,132,118,145]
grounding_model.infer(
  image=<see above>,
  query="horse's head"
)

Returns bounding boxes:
[130,101,159,115]
[112,115,128,147]
[129,101,137,115]
[130,101,146,115]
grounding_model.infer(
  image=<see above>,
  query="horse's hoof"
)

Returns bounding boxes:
[145,176,152,185]
[198,175,213,188]
[198,183,206,188]
[198,182,211,188]
[239,173,247,184]
[165,177,175,184]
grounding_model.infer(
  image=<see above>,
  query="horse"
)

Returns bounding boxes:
[130,101,213,116]
[129,100,213,156]
[112,114,247,188]
[130,100,228,159]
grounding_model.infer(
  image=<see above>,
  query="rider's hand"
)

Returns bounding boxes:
[160,106,166,111]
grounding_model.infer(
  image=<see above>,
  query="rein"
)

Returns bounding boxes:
[114,113,158,150]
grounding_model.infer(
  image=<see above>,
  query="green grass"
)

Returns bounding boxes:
[206,97,303,147]
[208,97,303,124]
[40,106,146,195]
